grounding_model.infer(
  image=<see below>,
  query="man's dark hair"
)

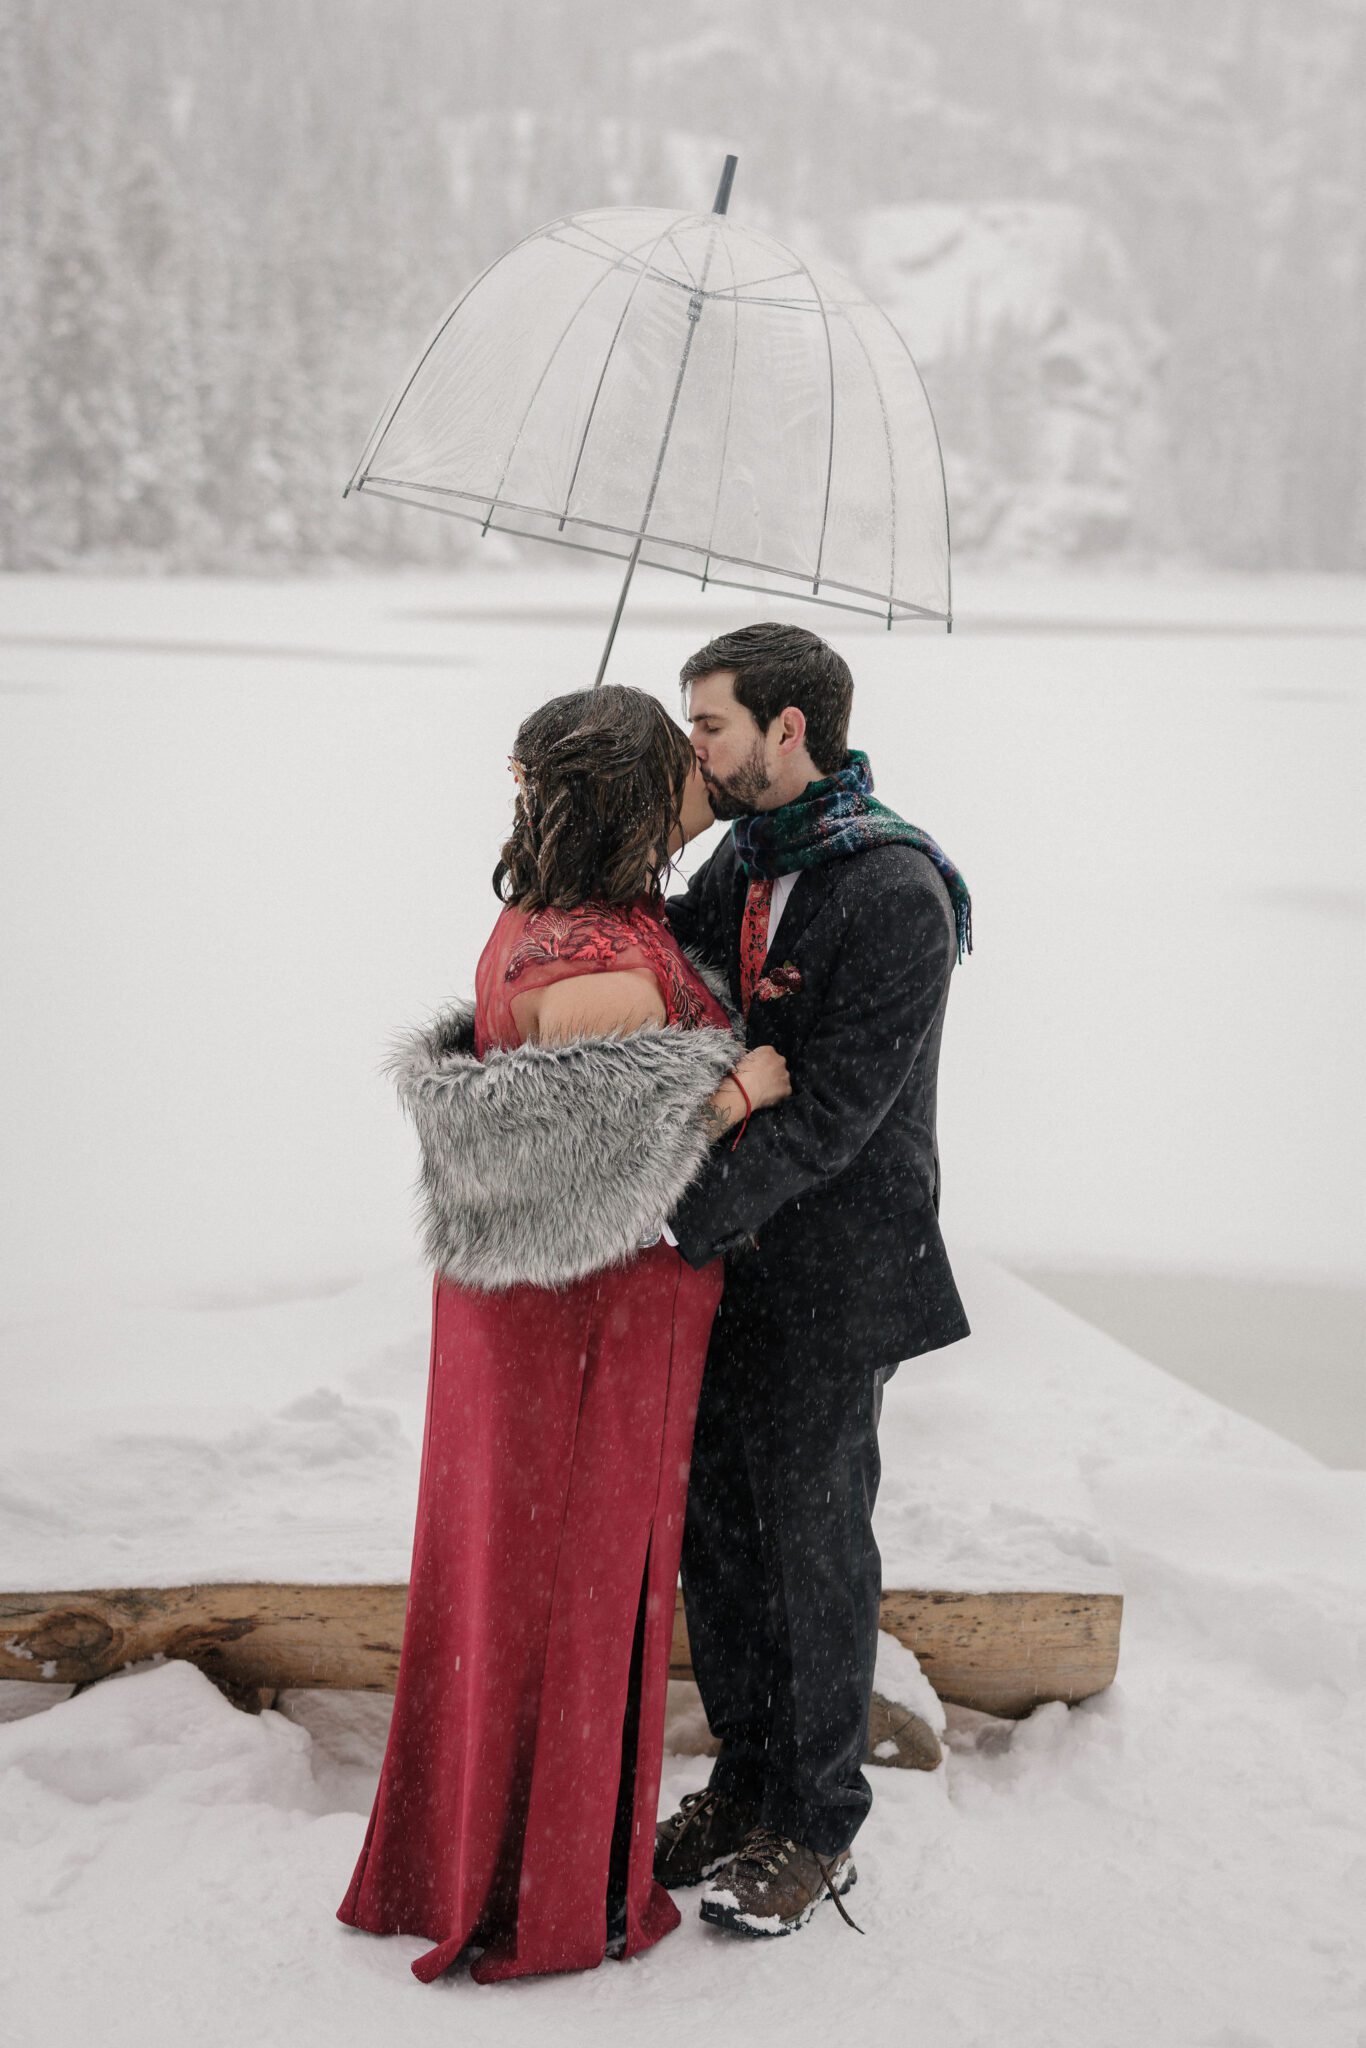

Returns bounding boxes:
[679,622,853,774]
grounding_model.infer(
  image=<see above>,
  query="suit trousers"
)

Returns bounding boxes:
[679,1280,887,1857]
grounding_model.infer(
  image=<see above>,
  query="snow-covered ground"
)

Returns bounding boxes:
[1,1256,1362,2046]
[2,568,1363,2044]
[0,1251,1162,1595]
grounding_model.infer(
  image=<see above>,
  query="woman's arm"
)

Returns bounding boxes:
[512,971,789,1146]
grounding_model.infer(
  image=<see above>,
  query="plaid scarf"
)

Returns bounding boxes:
[732,750,972,963]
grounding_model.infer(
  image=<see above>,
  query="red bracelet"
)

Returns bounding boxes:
[728,1074,753,1151]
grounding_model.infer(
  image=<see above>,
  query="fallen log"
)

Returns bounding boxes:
[1,1581,1120,1719]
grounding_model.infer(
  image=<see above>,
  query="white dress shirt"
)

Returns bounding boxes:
[766,870,798,948]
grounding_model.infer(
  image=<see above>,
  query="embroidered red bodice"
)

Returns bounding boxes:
[474,895,731,1056]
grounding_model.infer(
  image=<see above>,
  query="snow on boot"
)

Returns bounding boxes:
[699,1825,862,1938]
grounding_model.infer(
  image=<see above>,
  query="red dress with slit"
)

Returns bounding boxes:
[336,895,728,1985]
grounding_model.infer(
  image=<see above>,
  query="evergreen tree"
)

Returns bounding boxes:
[30,148,141,560]
[0,9,39,565]
[117,142,208,561]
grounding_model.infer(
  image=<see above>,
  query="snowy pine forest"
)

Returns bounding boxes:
[2,0,1364,575]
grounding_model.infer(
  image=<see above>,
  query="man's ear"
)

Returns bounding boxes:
[777,706,807,755]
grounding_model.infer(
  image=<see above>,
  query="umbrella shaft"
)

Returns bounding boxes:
[593,541,642,689]
[595,230,726,687]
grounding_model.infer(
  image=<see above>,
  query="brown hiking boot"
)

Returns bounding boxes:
[654,1784,759,1889]
[699,1824,862,1938]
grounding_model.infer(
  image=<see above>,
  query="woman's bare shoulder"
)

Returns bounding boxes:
[511,965,667,1044]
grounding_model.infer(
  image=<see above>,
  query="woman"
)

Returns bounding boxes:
[336,685,789,1985]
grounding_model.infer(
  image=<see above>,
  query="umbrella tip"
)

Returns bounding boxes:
[712,155,738,216]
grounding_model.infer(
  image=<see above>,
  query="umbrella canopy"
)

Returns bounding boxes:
[347,170,952,669]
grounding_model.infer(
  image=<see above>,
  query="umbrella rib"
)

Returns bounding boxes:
[477,222,667,532]
[556,214,690,528]
[867,301,953,631]
[541,210,713,288]
[839,310,898,619]
[705,265,808,297]
[705,291,829,312]
[550,212,701,268]
[662,228,700,288]
[544,220,652,264]
[540,230,691,296]
[345,211,583,494]
[758,229,837,593]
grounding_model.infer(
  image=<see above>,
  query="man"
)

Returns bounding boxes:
[658,621,972,1938]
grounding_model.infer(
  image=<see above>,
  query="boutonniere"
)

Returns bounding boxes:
[754,961,803,1003]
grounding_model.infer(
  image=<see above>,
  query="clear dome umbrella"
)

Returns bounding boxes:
[345,159,952,683]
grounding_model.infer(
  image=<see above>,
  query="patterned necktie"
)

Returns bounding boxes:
[739,875,774,1013]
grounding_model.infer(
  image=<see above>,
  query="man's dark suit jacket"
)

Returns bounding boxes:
[666,831,970,1372]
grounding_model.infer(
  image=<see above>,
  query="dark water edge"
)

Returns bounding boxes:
[1015,1267,1366,1469]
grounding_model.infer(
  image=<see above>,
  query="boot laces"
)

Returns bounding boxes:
[733,1824,796,1877]
[814,1849,865,1935]
[670,1785,723,1844]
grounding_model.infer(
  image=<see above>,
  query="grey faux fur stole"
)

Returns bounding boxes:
[387,1002,740,1292]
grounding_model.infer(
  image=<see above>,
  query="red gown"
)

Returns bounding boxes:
[337,895,729,1985]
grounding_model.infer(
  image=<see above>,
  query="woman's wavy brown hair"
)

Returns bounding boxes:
[494,685,694,912]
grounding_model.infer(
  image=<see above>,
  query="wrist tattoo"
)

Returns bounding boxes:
[702,1083,739,1143]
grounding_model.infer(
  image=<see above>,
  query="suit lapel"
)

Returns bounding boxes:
[759,864,838,973]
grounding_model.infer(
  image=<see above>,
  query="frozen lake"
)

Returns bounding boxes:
[1,565,1362,1459]
[1020,1265,1366,1468]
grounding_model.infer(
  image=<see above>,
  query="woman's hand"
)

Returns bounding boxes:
[732,1045,791,1111]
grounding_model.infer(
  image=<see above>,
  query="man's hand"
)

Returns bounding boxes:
[732,1045,791,1111]
[703,1048,791,1144]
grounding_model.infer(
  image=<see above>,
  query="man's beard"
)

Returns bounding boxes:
[702,740,771,819]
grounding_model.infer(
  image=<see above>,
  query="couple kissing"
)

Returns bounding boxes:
[337,620,972,1982]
